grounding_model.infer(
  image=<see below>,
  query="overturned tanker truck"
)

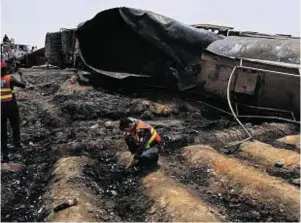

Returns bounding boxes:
[45,7,300,123]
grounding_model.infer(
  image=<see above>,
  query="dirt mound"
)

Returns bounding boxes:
[183,145,300,222]
[238,141,300,180]
[142,171,223,222]
[274,134,300,151]
[43,156,105,222]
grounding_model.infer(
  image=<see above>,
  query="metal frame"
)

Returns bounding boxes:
[198,101,300,124]
[236,103,297,121]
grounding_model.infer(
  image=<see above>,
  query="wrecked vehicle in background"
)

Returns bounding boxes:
[75,7,223,90]
[17,47,47,68]
[45,28,76,68]
[45,7,222,90]
[44,7,300,123]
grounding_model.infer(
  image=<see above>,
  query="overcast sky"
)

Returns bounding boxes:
[1,0,300,48]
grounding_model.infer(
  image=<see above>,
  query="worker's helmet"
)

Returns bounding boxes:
[119,117,137,130]
[1,61,8,68]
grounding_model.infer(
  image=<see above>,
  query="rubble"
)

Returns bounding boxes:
[53,198,79,212]
[104,121,113,129]
[90,123,99,129]
[31,64,59,69]
[292,178,300,186]
[275,161,285,168]
[110,190,118,196]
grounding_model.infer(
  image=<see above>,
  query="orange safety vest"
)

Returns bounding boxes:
[130,120,161,148]
[1,75,15,102]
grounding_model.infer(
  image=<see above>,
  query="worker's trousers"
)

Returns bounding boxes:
[136,146,160,167]
[125,135,160,168]
[1,105,21,156]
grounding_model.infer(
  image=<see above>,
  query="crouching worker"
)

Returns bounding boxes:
[119,117,162,170]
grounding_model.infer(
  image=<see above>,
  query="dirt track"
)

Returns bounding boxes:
[1,69,300,222]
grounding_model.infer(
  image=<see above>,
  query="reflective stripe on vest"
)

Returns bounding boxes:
[1,89,15,93]
[1,75,13,102]
[146,127,158,148]
[135,120,161,148]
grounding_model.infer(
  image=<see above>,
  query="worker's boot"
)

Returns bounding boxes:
[1,146,10,163]
[12,145,23,161]
[1,155,9,163]
[13,140,23,149]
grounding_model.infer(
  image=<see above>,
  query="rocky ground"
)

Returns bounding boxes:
[1,68,300,222]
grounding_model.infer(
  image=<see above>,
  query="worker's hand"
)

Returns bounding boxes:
[133,153,140,160]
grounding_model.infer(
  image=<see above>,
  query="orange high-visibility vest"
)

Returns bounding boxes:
[131,120,161,148]
[1,75,15,102]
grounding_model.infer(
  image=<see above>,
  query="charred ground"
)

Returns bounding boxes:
[1,69,300,222]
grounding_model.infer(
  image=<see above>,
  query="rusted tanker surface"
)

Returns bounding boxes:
[197,50,300,117]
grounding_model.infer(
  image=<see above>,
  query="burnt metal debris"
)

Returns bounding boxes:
[192,24,300,39]
[18,48,47,68]
[75,7,223,90]
[42,7,300,122]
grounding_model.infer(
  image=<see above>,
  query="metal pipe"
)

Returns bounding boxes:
[199,100,299,124]
[235,102,239,115]
[238,65,299,77]
[291,112,296,121]
[237,103,295,114]
[238,103,297,121]
[224,62,253,149]
[238,115,300,124]
[226,62,253,140]
[225,137,252,151]
[198,101,232,115]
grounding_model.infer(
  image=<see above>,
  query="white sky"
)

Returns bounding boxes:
[1,0,300,48]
